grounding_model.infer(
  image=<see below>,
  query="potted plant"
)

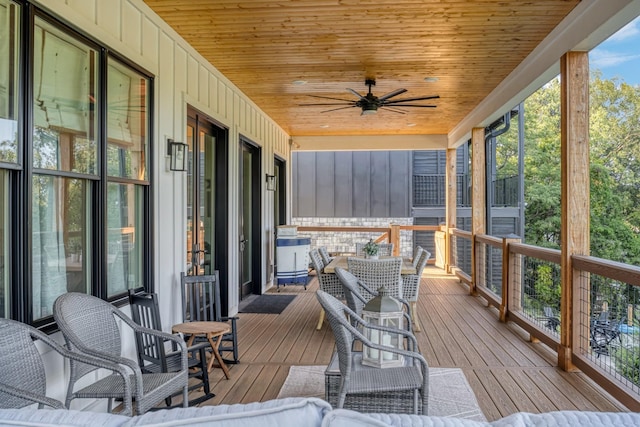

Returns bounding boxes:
[363,239,379,259]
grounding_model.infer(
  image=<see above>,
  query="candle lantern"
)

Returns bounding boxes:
[361,285,405,368]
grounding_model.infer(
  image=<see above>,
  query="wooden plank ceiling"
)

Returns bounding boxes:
[143,0,580,137]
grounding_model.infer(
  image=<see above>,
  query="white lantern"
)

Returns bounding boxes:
[361,286,405,368]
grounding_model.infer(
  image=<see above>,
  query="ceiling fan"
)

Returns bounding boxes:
[299,79,439,115]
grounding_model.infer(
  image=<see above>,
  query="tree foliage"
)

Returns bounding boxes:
[521,75,640,264]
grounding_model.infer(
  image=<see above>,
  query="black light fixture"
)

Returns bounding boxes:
[167,139,188,171]
[266,174,277,191]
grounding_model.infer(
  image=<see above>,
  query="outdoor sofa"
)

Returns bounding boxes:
[1,397,640,427]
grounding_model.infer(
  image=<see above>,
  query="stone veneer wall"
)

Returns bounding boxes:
[291,217,415,257]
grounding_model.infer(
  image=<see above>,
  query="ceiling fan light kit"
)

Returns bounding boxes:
[300,78,439,116]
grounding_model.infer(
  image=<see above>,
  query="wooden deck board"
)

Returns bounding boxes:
[187,266,628,420]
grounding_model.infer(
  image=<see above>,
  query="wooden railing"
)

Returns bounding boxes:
[447,227,640,410]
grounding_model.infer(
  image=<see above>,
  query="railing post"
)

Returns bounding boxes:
[390,224,400,256]
[500,234,521,322]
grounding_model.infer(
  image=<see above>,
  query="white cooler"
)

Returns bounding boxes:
[276,236,311,290]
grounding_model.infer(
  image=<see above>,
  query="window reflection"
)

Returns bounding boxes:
[107,183,143,297]
[0,0,20,164]
[32,17,98,174]
[107,59,148,181]
[32,175,90,319]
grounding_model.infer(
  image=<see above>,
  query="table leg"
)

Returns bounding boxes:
[206,333,231,379]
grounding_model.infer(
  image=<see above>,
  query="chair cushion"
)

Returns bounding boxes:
[123,397,331,427]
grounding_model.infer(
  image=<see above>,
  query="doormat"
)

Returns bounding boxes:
[239,294,296,314]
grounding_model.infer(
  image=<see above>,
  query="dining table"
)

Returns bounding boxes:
[323,255,416,275]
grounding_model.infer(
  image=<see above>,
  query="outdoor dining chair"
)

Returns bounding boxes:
[355,242,394,257]
[347,256,403,299]
[128,290,215,406]
[318,246,334,265]
[0,318,128,410]
[401,248,430,332]
[53,293,189,416]
[179,271,240,364]
[316,290,429,414]
[335,266,413,338]
[309,248,344,330]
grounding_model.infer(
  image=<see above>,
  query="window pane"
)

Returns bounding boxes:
[32,175,91,319]
[107,58,148,181]
[0,0,20,164]
[32,17,98,174]
[107,183,143,297]
[0,170,9,317]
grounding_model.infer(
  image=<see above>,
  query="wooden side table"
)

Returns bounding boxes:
[172,321,232,379]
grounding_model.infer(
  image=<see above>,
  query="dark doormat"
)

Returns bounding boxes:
[239,294,296,314]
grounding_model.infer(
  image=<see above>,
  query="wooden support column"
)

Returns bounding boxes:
[559,51,590,372]
[471,127,486,296]
[445,148,457,273]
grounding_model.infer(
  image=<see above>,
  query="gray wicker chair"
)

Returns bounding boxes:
[402,248,431,332]
[316,290,428,414]
[347,256,403,298]
[318,246,333,265]
[335,267,413,336]
[355,242,394,257]
[0,318,128,410]
[309,248,344,330]
[53,293,189,416]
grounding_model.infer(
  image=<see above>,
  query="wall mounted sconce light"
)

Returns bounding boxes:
[266,174,277,191]
[167,139,188,171]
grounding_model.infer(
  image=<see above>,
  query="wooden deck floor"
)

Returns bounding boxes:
[194,267,627,421]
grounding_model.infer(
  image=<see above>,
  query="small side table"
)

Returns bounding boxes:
[172,321,232,379]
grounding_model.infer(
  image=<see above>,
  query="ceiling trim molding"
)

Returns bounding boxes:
[292,135,448,151]
[448,0,638,147]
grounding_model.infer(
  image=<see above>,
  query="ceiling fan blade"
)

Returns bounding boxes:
[384,95,440,104]
[378,88,407,101]
[299,102,353,106]
[346,88,366,100]
[321,105,359,113]
[378,106,407,114]
[383,104,437,108]
[306,94,358,102]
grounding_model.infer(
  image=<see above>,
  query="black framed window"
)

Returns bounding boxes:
[0,1,153,324]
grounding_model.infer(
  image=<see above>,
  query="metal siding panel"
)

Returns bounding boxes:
[352,152,371,217]
[370,152,389,217]
[316,152,335,217]
[334,152,353,217]
[389,151,410,217]
[292,152,299,217]
[295,153,317,217]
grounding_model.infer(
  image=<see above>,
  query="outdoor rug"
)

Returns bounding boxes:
[277,365,486,421]
[239,294,296,314]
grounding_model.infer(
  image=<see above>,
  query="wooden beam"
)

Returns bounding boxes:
[471,127,486,296]
[559,51,589,372]
[445,147,457,272]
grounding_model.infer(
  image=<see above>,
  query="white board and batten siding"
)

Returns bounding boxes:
[31,0,291,408]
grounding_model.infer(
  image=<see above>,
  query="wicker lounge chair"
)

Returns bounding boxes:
[53,293,189,415]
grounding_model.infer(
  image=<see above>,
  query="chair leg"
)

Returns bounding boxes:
[411,301,421,332]
[316,308,325,330]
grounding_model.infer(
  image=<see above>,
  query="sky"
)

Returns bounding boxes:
[590,16,640,86]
